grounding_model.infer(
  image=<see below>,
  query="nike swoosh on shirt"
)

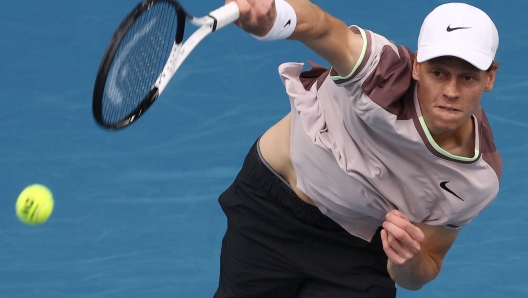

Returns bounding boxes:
[440,181,464,201]
[446,25,471,32]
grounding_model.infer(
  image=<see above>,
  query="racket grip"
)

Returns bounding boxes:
[209,2,240,31]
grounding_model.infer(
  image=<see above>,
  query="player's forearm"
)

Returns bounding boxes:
[286,0,360,76]
[231,0,360,75]
[287,0,333,41]
[387,251,442,290]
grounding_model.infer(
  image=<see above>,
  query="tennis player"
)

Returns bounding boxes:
[214,1,501,297]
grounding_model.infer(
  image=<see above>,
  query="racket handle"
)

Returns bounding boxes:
[209,1,240,31]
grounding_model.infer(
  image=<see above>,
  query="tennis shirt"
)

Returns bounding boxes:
[279,26,502,242]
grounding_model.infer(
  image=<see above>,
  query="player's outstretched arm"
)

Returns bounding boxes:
[381,210,460,290]
[226,0,364,77]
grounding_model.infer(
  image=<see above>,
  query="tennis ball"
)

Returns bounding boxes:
[15,184,54,226]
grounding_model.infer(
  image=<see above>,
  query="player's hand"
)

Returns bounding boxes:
[225,0,276,36]
[381,210,425,266]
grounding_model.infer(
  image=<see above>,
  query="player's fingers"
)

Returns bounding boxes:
[229,0,262,31]
[388,209,410,221]
[232,0,271,18]
[385,212,425,244]
[227,0,251,15]
[381,229,407,265]
[386,227,416,260]
[383,220,421,254]
[387,221,421,254]
[247,0,273,10]
[248,0,275,21]
[229,0,275,35]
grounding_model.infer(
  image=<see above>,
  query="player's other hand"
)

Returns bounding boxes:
[225,0,276,37]
[381,210,425,266]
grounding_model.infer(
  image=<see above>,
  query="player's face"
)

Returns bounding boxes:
[412,56,496,137]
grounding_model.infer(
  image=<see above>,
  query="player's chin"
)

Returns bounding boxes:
[434,106,464,119]
[428,120,462,136]
[432,111,465,129]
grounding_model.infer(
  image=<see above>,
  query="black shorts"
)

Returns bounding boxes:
[214,139,396,298]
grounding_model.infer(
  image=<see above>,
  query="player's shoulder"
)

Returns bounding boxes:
[474,106,503,180]
[332,26,413,87]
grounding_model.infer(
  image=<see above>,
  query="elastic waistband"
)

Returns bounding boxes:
[241,138,346,232]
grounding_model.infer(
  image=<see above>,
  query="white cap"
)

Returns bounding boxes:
[417,3,499,70]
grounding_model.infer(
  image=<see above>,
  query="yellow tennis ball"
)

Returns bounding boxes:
[15,184,54,226]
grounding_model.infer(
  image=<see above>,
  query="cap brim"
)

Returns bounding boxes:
[417,45,492,70]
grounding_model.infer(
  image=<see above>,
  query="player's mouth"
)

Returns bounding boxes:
[437,106,460,112]
[433,106,464,123]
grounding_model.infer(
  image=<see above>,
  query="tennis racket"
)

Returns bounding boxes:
[92,0,240,130]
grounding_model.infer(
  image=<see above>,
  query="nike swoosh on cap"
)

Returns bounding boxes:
[446,25,471,32]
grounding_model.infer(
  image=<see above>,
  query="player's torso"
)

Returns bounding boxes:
[259,112,315,206]
[260,26,501,240]
[286,68,499,238]
[259,85,500,243]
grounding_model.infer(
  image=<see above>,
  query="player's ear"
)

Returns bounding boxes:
[412,57,421,81]
[484,68,496,92]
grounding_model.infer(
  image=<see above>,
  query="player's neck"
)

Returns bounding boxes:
[431,118,475,158]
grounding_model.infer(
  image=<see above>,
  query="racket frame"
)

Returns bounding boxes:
[93,0,239,130]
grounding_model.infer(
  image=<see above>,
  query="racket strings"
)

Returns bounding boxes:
[102,2,178,124]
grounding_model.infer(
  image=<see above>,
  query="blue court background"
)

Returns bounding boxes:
[1,0,527,297]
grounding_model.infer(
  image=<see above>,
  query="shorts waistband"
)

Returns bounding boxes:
[241,138,346,232]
